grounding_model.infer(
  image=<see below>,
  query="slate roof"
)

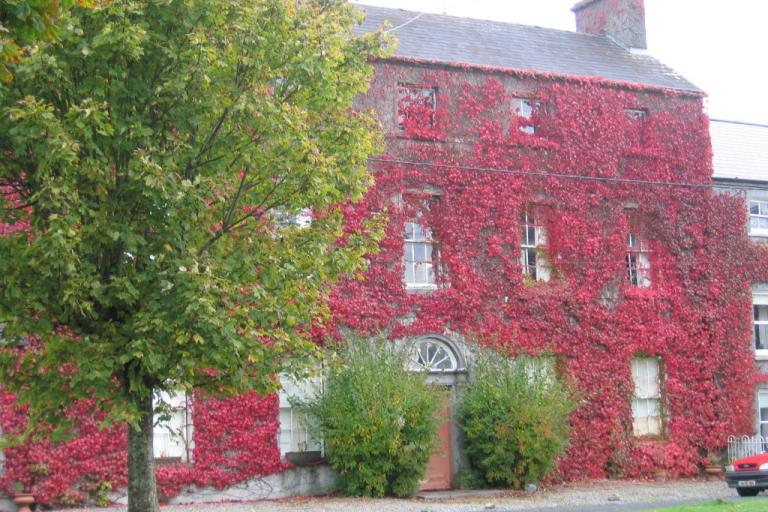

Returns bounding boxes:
[711,119,768,182]
[355,5,699,92]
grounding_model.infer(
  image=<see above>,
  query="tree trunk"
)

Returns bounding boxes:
[127,392,159,512]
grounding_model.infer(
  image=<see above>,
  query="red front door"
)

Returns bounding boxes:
[420,397,452,491]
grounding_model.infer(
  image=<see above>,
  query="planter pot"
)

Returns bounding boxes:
[704,464,723,480]
[13,494,35,512]
[654,469,668,482]
[285,450,324,466]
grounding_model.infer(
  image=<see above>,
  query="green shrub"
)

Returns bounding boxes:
[300,335,439,497]
[458,353,576,488]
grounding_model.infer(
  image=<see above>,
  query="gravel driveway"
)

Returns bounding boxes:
[55,479,741,512]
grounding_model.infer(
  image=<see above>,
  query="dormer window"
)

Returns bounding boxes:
[397,85,437,131]
[512,97,544,135]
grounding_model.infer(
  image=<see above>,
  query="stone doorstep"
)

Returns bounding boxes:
[416,489,509,500]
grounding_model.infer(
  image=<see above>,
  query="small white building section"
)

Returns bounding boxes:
[711,119,768,453]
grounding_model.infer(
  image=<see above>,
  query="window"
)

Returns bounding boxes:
[624,108,648,146]
[404,207,437,288]
[759,391,768,439]
[512,97,544,135]
[520,208,550,282]
[753,291,768,358]
[153,390,191,461]
[397,85,436,131]
[749,200,768,237]
[522,355,558,387]
[408,337,458,372]
[626,233,651,287]
[278,374,322,455]
[631,356,663,437]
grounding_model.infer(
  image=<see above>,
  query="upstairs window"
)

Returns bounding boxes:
[624,108,648,146]
[397,84,437,132]
[749,200,768,237]
[404,217,436,289]
[520,208,550,282]
[753,291,768,357]
[631,356,663,437]
[512,97,544,135]
[626,233,651,287]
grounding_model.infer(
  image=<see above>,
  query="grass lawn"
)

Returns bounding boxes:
[651,498,768,511]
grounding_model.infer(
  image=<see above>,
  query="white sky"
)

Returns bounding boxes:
[351,0,768,125]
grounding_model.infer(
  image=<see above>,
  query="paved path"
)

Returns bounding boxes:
[58,479,744,512]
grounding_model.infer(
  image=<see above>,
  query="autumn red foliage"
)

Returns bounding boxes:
[2,61,768,503]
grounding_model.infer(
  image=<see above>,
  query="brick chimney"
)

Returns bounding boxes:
[572,0,647,50]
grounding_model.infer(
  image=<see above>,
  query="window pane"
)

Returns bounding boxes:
[405,262,415,284]
[755,322,768,350]
[751,202,761,215]
[404,222,415,239]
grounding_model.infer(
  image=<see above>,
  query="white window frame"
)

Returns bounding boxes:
[631,356,663,437]
[749,200,768,237]
[404,211,437,290]
[759,391,768,438]
[397,84,437,130]
[153,390,191,462]
[512,97,543,135]
[627,233,651,287]
[753,291,768,360]
[278,374,323,456]
[520,208,550,282]
[408,338,458,373]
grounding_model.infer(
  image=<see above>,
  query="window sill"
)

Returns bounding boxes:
[507,134,559,150]
[755,350,768,361]
[284,450,324,467]
[406,284,438,295]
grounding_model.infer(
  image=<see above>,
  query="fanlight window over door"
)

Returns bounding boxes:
[409,338,458,372]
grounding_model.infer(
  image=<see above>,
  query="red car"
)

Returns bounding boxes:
[726,453,768,496]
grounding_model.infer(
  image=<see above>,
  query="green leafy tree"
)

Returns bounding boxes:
[458,353,576,488]
[300,335,439,497]
[0,1,387,510]
[0,0,87,81]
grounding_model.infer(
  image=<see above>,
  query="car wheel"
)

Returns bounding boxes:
[737,488,760,497]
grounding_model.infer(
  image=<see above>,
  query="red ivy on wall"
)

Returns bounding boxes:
[3,61,768,504]
[330,62,768,479]
[0,391,282,505]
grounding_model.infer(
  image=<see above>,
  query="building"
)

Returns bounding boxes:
[325,0,760,488]
[710,119,768,450]
[1,1,763,506]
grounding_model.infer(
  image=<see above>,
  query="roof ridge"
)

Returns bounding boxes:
[354,3,605,39]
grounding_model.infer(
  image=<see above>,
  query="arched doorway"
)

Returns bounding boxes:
[407,335,465,491]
